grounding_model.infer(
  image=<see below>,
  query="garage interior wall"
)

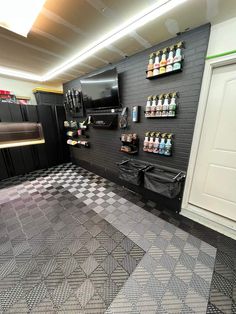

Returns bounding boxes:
[0,75,62,105]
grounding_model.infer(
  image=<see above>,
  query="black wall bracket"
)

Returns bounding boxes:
[90,113,118,129]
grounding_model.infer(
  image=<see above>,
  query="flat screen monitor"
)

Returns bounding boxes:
[81,68,120,111]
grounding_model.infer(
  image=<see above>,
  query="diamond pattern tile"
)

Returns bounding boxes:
[26,281,48,311]
[76,279,95,308]
[0,163,225,314]
[51,280,72,308]
[81,255,99,276]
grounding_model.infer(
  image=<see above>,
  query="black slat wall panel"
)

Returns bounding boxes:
[64,24,210,173]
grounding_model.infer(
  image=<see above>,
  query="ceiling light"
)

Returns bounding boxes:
[0,66,41,81]
[0,0,46,37]
[0,0,187,81]
[43,0,187,81]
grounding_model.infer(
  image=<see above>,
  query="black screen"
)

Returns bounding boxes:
[81,68,120,110]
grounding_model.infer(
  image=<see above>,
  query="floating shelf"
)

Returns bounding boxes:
[143,151,172,157]
[146,67,182,80]
[144,115,176,118]
[67,142,89,148]
[120,149,138,155]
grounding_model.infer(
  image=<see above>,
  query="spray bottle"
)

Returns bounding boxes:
[148,132,155,153]
[151,95,157,117]
[162,94,169,117]
[160,48,167,74]
[145,96,152,117]
[153,51,161,76]
[166,46,174,72]
[164,134,173,156]
[173,42,183,70]
[156,94,163,117]
[143,132,150,152]
[159,133,166,155]
[153,132,160,154]
[147,53,155,71]
[169,92,177,117]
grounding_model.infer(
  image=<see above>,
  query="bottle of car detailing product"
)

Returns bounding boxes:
[159,48,167,74]
[145,96,152,117]
[164,134,173,156]
[148,132,155,152]
[143,132,150,151]
[169,92,177,117]
[153,51,160,76]
[159,133,166,155]
[153,133,160,154]
[156,94,163,117]
[173,42,182,70]
[162,94,169,117]
[132,106,139,122]
[147,53,155,70]
[166,46,174,72]
[151,95,157,117]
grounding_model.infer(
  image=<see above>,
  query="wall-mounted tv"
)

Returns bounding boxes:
[81,68,121,111]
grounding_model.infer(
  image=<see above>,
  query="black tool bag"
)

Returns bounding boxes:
[118,160,150,186]
[144,166,185,199]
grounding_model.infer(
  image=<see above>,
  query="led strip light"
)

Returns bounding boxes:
[0,0,187,82]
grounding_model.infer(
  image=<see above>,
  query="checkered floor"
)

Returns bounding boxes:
[0,163,234,313]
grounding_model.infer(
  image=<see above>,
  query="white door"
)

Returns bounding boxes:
[189,63,236,222]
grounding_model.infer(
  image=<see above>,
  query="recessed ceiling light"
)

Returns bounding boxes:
[0,0,46,37]
[0,0,187,82]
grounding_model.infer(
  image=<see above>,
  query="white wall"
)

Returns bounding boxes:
[182,18,236,239]
[207,17,236,56]
[0,75,62,105]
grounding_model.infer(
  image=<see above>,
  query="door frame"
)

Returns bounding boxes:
[181,52,236,239]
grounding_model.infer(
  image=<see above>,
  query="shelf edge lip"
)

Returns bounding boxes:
[0,139,45,149]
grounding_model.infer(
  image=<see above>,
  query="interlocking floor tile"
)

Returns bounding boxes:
[26,281,48,311]
[0,163,226,313]
[0,282,24,312]
[81,255,99,276]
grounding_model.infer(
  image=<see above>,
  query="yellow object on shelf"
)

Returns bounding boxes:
[32,87,63,94]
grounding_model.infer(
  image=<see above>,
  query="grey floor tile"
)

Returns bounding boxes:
[0,163,219,314]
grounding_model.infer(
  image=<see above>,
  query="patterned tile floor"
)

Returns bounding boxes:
[0,163,235,313]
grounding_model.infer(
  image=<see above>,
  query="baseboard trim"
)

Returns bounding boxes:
[181,204,236,240]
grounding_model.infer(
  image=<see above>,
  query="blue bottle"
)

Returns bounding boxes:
[164,134,172,156]
[159,135,166,155]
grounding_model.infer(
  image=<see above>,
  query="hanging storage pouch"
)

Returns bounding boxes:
[144,167,185,198]
[118,160,150,186]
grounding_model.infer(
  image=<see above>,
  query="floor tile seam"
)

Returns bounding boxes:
[99,210,217,314]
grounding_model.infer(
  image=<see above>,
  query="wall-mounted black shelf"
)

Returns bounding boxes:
[144,114,176,118]
[67,142,90,148]
[120,149,138,155]
[144,151,172,157]
[120,134,139,155]
[146,67,182,80]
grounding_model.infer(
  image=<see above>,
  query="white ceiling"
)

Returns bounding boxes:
[0,0,235,85]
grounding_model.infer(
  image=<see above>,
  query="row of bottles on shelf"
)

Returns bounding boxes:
[146,41,184,78]
[143,132,173,156]
[67,139,89,147]
[120,133,139,154]
[64,120,87,129]
[145,92,178,117]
